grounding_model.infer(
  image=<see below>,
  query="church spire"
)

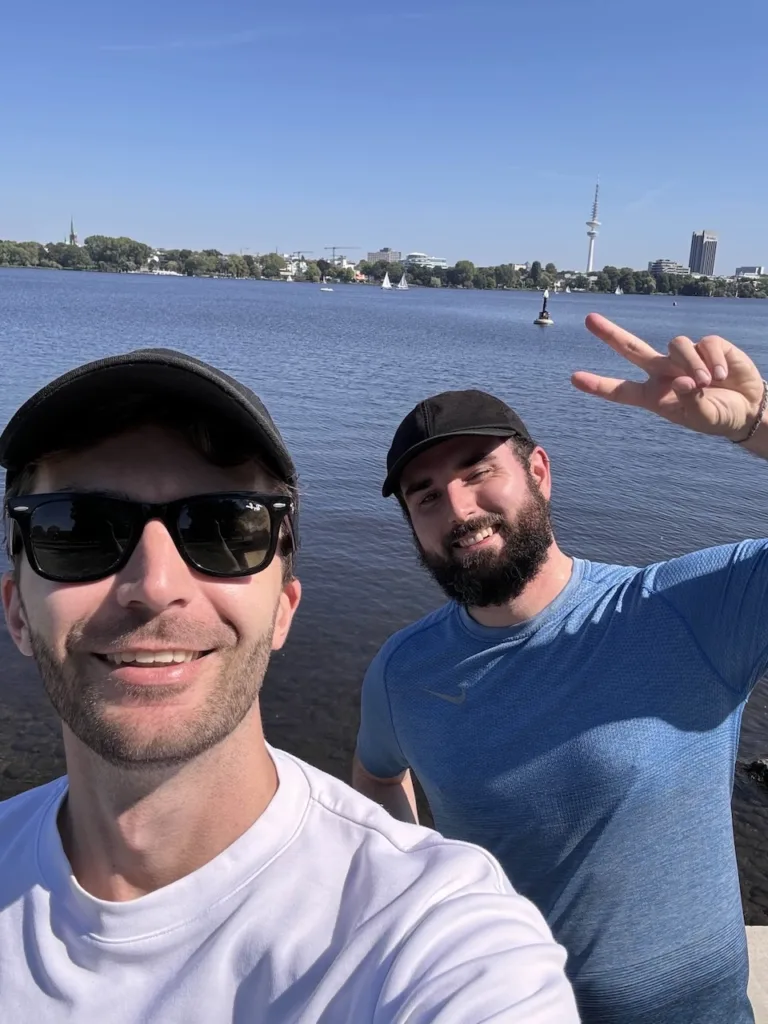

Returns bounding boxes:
[69,217,78,247]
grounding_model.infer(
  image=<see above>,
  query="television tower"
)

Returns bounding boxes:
[586,180,600,273]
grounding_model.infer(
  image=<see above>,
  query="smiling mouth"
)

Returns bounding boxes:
[452,526,497,550]
[95,650,212,666]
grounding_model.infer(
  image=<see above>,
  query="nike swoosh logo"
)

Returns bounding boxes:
[423,688,466,705]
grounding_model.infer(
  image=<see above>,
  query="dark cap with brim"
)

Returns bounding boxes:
[0,348,297,492]
[382,389,532,497]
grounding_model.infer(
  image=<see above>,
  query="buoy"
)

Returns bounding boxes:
[534,289,554,325]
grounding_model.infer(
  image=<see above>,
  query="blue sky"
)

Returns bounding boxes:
[2,0,767,272]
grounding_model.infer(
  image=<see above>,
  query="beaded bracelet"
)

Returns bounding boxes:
[733,379,768,445]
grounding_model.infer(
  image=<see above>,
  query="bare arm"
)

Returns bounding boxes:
[352,755,419,825]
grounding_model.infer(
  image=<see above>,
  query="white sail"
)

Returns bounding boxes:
[397,274,408,290]
[565,285,571,293]
[543,288,550,299]
[615,286,623,295]
[381,272,392,290]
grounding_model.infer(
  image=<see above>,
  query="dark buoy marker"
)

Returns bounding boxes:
[534,288,554,326]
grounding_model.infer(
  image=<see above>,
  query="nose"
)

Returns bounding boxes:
[443,478,480,525]
[114,520,197,614]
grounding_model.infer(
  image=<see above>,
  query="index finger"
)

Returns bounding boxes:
[585,313,672,375]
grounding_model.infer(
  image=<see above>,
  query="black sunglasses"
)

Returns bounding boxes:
[5,491,295,584]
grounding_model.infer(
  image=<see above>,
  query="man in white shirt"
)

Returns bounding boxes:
[0,349,578,1023]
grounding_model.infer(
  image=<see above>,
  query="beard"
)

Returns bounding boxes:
[414,483,553,608]
[26,609,274,771]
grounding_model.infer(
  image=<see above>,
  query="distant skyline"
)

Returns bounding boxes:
[2,0,766,273]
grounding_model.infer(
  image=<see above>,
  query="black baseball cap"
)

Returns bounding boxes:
[0,348,297,496]
[382,389,533,497]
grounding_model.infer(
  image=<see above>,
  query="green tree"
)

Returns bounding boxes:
[545,262,557,275]
[602,266,619,292]
[529,261,542,285]
[617,268,636,294]
[594,272,611,292]
[472,270,496,289]
[653,272,670,294]
[448,260,475,287]
[184,253,216,276]
[634,271,656,295]
[226,254,249,278]
[84,235,151,272]
[494,264,520,289]
[260,253,286,279]
[58,245,94,270]
[304,262,321,283]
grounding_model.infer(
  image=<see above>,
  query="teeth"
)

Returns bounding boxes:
[457,527,494,548]
[104,651,198,666]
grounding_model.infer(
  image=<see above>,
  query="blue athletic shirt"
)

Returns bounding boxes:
[356,543,768,1024]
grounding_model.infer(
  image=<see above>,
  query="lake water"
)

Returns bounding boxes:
[0,268,766,921]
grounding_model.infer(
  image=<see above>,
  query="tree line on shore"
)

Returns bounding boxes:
[0,236,765,298]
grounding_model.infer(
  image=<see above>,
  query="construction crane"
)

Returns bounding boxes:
[324,245,360,264]
[289,250,313,261]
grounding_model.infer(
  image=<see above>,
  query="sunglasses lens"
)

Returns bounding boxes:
[178,496,273,575]
[28,497,134,581]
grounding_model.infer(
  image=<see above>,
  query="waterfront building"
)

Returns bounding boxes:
[404,252,448,270]
[736,266,765,279]
[648,259,690,276]
[689,231,718,276]
[367,247,402,264]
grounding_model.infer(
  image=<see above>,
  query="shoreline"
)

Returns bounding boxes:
[1,265,765,299]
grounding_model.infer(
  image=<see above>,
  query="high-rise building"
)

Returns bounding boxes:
[367,247,401,264]
[586,181,600,273]
[688,231,717,276]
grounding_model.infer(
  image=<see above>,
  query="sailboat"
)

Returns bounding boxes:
[614,286,623,295]
[397,273,409,291]
[381,272,393,290]
[565,285,571,293]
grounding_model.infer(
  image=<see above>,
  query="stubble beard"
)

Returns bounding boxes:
[26,611,275,771]
[414,482,554,608]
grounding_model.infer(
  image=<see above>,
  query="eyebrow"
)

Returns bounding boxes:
[47,486,137,501]
[403,451,496,499]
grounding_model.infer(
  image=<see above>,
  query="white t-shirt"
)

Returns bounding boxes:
[0,747,579,1023]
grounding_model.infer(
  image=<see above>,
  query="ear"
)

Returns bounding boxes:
[271,578,301,652]
[528,446,552,500]
[1,570,33,657]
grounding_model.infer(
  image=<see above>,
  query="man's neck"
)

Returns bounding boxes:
[59,707,277,902]
[467,544,574,628]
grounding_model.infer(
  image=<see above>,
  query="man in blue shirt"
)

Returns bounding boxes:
[354,313,768,1024]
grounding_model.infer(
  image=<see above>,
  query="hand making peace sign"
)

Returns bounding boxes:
[572,314,766,443]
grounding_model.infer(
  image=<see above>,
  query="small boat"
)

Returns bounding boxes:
[320,286,333,292]
[397,273,409,291]
[381,271,393,290]
[565,285,571,293]
[615,286,623,295]
[534,288,554,326]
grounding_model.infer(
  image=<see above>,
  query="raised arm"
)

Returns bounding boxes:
[573,313,768,453]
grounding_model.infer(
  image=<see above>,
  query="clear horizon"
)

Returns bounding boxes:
[2,0,766,276]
